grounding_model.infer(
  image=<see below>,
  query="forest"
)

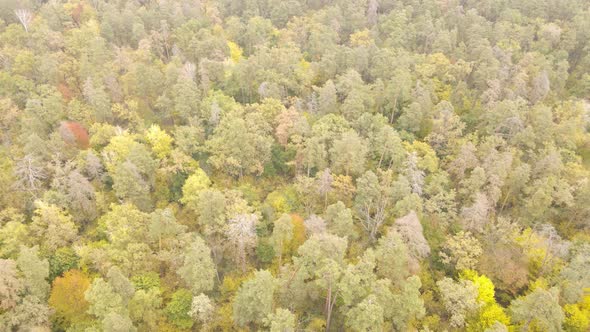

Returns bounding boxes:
[0,0,589,330]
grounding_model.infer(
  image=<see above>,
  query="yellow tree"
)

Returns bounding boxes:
[48,269,91,327]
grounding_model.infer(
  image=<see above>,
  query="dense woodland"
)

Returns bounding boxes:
[0,0,590,330]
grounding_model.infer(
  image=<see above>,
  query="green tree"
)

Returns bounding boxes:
[102,312,137,332]
[354,170,394,241]
[437,277,480,328]
[389,276,426,331]
[270,214,293,267]
[266,308,296,332]
[16,246,49,300]
[206,112,273,177]
[85,278,125,320]
[48,245,80,281]
[129,288,162,331]
[165,288,194,329]
[317,80,338,115]
[509,288,564,332]
[233,270,275,327]
[106,266,135,303]
[30,201,77,253]
[177,236,217,294]
[330,129,368,176]
[374,228,410,284]
[324,201,356,239]
[345,295,384,332]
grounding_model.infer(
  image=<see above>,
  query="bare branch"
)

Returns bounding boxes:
[14,9,32,33]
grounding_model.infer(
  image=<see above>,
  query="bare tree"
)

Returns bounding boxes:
[354,171,393,241]
[394,211,431,260]
[460,192,491,233]
[14,9,32,33]
[404,152,425,196]
[181,62,196,82]
[14,155,45,195]
[367,0,379,26]
[226,213,258,272]
[304,214,327,236]
[316,168,333,208]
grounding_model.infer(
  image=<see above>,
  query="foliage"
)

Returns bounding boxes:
[0,0,589,329]
[48,270,91,325]
[164,289,194,329]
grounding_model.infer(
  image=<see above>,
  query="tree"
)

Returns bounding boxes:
[317,80,338,115]
[98,204,153,272]
[180,168,212,211]
[1,294,51,330]
[389,276,426,331]
[270,214,293,267]
[233,270,275,327]
[146,125,174,159]
[111,160,153,211]
[50,166,97,221]
[13,154,45,195]
[559,244,590,304]
[85,278,125,320]
[102,312,137,332]
[563,300,590,332]
[106,266,135,303]
[509,288,565,332]
[274,107,308,146]
[17,246,49,300]
[168,74,201,123]
[0,215,30,258]
[324,201,356,239]
[304,214,327,235]
[372,126,405,170]
[354,170,393,241]
[105,136,157,211]
[437,277,480,328]
[404,152,425,196]
[316,168,333,208]
[206,112,273,177]
[291,233,348,330]
[301,136,328,176]
[337,250,378,309]
[128,289,162,331]
[345,295,384,332]
[177,236,216,294]
[83,78,112,122]
[393,211,430,261]
[461,270,510,331]
[226,213,259,272]
[165,289,194,329]
[265,308,295,332]
[441,231,483,271]
[461,192,492,233]
[367,0,379,26]
[48,270,91,326]
[148,208,187,252]
[374,228,410,284]
[29,201,77,253]
[14,9,32,33]
[330,130,368,176]
[0,259,23,311]
[189,293,214,329]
